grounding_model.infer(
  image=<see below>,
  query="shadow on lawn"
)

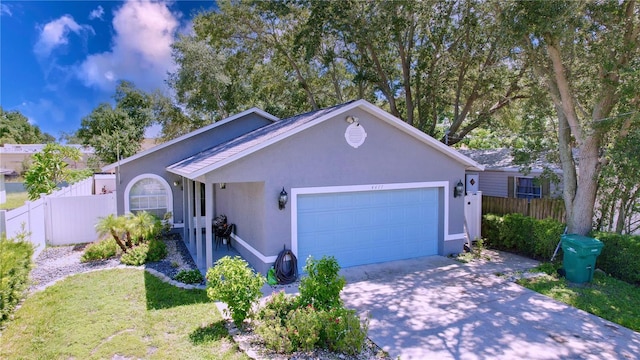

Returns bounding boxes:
[144,271,210,310]
[189,320,231,345]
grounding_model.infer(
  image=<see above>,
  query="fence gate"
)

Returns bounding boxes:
[464,191,482,242]
[45,193,116,246]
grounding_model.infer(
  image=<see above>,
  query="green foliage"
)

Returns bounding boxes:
[146,239,168,262]
[483,214,565,260]
[320,307,368,355]
[23,143,86,200]
[0,106,54,145]
[592,232,640,285]
[0,229,34,326]
[80,237,119,262]
[298,256,345,311]
[256,291,367,355]
[78,81,152,164]
[174,269,204,284]
[96,211,166,261]
[206,256,265,326]
[119,239,167,266]
[499,213,536,253]
[120,243,150,266]
[481,214,503,248]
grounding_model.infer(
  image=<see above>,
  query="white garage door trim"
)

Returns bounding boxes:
[291,181,463,259]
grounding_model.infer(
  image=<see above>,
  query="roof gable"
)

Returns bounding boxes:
[102,108,278,171]
[167,100,483,179]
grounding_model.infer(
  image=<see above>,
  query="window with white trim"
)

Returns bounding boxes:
[128,177,169,218]
[515,177,542,199]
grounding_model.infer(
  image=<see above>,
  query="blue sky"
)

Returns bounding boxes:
[1,0,215,139]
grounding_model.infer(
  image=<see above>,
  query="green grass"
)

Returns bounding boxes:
[518,264,640,332]
[0,192,29,210]
[0,268,248,360]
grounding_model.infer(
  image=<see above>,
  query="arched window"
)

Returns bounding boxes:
[124,174,173,220]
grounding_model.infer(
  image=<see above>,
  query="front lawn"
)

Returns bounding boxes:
[0,191,28,210]
[0,268,248,360]
[518,264,640,332]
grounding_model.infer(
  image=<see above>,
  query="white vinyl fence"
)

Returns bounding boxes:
[0,176,116,259]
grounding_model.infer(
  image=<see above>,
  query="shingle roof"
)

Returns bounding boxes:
[459,148,561,171]
[167,101,358,178]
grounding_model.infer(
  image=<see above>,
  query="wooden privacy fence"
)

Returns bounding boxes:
[482,195,566,223]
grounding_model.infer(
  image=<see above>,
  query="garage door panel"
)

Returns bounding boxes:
[297,187,439,271]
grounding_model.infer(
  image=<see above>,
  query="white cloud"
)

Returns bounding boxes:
[77,0,180,92]
[88,5,104,20]
[1,4,12,16]
[33,15,94,58]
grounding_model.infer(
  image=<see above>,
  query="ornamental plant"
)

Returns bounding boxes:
[206,256,265,326]
[298,256,346,310]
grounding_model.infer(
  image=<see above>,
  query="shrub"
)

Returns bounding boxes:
[298,256,345,311]
[256,314,293,353]
[0,230,34,326]
[259,290,298,324]
[481,214,503,248]
[499,213,536,253]
[592,232,640,285]
[320,307,368,355]
[81,237,119,262]
[206,256,265,326]
[532,219,565,260]
[174,269,204,284]
[146,239,167,262]
[120,243,149,266]
[286,306,322,352]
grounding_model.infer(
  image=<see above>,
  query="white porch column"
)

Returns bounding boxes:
[205,182,214,269]
[183,178,190,246]
[194,181,202,266]
[187,179,196,251]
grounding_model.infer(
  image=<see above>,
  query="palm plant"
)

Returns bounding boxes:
[128,211,161,244]
[95,214,128,253]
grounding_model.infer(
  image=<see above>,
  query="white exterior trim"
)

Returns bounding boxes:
[102,108,279,172]
[290,181,457,259]
[230,233,278,264]
[123,173,174,223]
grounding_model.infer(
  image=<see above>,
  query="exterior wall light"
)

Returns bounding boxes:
[278,187,288,210]
[454,180,465,198]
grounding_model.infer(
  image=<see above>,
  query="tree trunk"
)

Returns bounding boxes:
[110,230,128,253]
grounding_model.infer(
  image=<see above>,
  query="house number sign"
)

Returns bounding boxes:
[345,122,367,148]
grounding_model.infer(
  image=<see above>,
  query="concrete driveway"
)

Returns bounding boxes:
[339,253,640,360]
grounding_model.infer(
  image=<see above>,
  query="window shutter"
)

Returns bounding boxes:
[542,178,551,198]
[507,176,514,198]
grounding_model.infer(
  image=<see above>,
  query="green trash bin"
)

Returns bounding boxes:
[561,234,604,283]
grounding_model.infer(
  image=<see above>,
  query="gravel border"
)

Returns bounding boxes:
[28,237,204,293]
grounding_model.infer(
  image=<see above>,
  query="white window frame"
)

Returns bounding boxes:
[124,173,173,223]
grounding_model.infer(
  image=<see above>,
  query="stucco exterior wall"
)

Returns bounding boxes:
[115,114,273,222]
[205,107,468,270]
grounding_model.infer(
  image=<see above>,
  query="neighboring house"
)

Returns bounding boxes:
[459,149,562,199]
[103,100,483,273]
[0,144,94,175]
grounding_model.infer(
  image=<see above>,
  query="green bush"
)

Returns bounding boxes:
[174,269,204,284]
[255,262,367,356]
[298,256,346,311]
[320,307,368,355]
[81,238,119,262]
[0,231,34,326]
[592,232,640,285]
[481,214,503,248]
[499,213,536,253]
[206,256,265,326]
[286,306,322,352]
[120,243,149,266]
[482,213,564,261]
[533,219,565,260]
[146,239,167,262]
